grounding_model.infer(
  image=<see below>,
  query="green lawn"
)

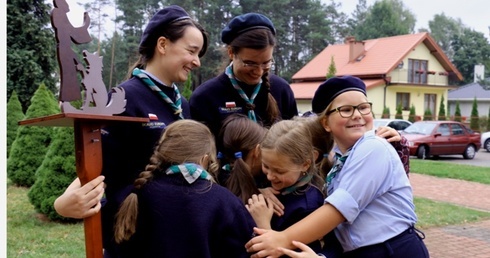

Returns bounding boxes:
[6,161,490,257]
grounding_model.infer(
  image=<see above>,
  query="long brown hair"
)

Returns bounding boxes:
[218,114,267,203]
[114,119,218,243]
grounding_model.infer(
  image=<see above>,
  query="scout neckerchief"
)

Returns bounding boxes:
[225,64,262,122]
[132,68,184,119]
[165,163,212,184]
[281,173,313,195]
[325,149,351,195]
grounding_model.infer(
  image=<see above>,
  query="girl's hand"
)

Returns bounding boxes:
[277,240,322,258]
[245,227,291,258]
[54,176,105,219]
[259,187,284,216]
[376,126,401,143]
[246,194,274,229]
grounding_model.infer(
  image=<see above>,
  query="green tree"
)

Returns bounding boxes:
[408,104,416,122]
[7,0,57,111]
[454,100,462,122]
[7,91,25,158]
[427,13,464,60]
[353,0,416,41]
[395,103,403,119]
[382,106,390,118]
[7,84,59,187]
[28,127,79,222]
[182,72,193,100]
[470,97,479,130]
[438,95,447,120]
[451,28,490,85]
[424,109,433,121]
[487,106,490,130]
[326,56,337,79]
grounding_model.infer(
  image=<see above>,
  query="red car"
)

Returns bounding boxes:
[401,121,481,159]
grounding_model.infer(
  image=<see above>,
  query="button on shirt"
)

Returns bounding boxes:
[325,130,417,252]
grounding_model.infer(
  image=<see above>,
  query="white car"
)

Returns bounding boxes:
[373,119,412,131]
[481,131,490,152]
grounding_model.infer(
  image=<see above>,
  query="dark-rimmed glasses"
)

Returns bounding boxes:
[326,102,373,118]
[234,55,274,70]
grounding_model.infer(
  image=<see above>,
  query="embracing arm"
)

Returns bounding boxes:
[245,203,344,258]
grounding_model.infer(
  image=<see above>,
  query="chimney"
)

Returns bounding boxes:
[474,64,485,82]
[345,36,365,62]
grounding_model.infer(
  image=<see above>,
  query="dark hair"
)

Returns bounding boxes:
[228,29,280,127]
[126,18,209,79]
[114,120,218,243]
[217,114,267,203]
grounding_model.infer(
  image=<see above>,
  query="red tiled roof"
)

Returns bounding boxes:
[291,79,386,99]
[292,32,463,81]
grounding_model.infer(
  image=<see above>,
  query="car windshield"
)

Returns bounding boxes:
[404,123,436,135]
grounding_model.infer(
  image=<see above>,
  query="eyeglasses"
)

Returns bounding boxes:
[326,102,373,118]
[234,55,274,70]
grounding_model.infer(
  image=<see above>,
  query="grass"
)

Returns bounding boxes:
[411,159,490,184]
[7,183,85,258]
[6,161,490,257]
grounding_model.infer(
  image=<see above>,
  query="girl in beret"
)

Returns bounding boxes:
[54,5,209,257]
[113,119,256,258]
[245,76,429,258]
[189,13,298,138]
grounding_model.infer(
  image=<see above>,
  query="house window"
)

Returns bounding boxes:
[424,94,437,118]
[396,92,410,110]
[408,59,428,84]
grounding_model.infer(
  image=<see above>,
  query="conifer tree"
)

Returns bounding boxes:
[424,109,433,121]
[7,91,25,158]
[28,127,79,222]
[326,56,336,79]
[470,97,479,130]
[487,106,490,130]
[181,72,193,100]
[438,95,446,120]
[454,100,462,122]
[382,106,390,118]
[395,103,403,119]
[7,83,59,186]
[408,104,416,122]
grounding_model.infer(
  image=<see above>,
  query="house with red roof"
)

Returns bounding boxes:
[290,32,463,119]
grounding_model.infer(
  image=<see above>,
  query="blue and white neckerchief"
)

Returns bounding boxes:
[132,68,184,119]
[225,64,262,122]
[165,163,212,184]
[281,173,313,195]
[325,149,351,196]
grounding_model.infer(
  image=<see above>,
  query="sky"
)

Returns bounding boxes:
[329,0,490,39]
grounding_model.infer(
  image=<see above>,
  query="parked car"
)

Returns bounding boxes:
[373,119,412,131]
[481,131,490,152]
[401,121,481,159]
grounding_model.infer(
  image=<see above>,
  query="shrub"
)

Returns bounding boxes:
[438,95,446,121]
[395,103,403,119]
[424,109,433,121]
[7,91,25,158]
[382,106,390,118]
[7,84,59,187]
[408,104,416,123]
[454,101,462,122]
[470,97,479,131]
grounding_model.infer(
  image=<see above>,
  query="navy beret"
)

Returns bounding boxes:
[221,13,276,44]
[311,76,367,114]
[140,5,190,47]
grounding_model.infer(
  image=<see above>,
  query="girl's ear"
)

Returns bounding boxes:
[321,117,332,132]
[312,149,319,162]
[200,154,209,170]
[253,144,261,158]
[227,46,234,60]
[157,37,167,54]
[302,159,312,172]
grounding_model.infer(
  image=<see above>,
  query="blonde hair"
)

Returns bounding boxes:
[260,119,324,191]
[114,119,218,243]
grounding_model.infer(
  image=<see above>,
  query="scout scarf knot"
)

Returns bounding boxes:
[132,68,184,119]
[281,173,313,195]
[225,64,262,122]
[165,163,212,184]
[325,149,351,195]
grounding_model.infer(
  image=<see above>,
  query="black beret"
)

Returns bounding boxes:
[221,13,276,44]
[311,76,367,114]
[140,5,190,47]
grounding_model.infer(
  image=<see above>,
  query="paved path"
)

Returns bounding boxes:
[410,173,490,257]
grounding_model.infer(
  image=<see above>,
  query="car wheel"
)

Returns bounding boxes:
[485,139,490,152]
[417,145,428,159]
[462,144,476,159]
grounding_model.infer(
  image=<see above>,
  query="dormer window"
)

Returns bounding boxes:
[408,59,428,84]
